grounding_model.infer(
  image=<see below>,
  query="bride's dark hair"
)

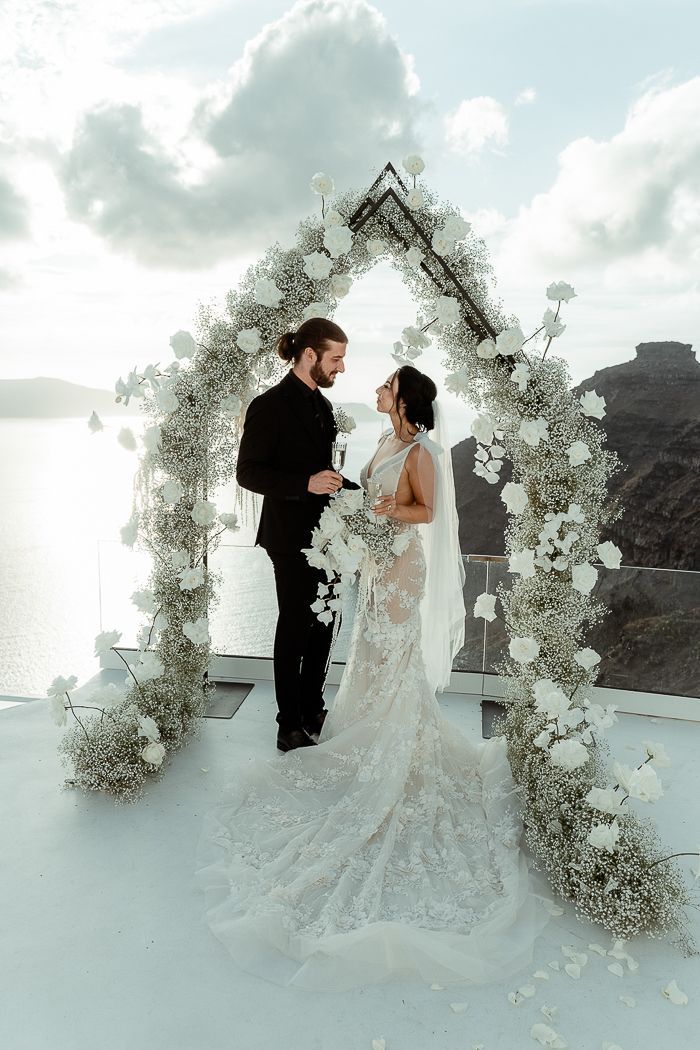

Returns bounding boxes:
[276,318,348,363]
[395,365,437,431]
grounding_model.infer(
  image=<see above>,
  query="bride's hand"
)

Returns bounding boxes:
[372,495,397,517]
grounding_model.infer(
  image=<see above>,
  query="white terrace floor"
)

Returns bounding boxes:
[2,677,699,1050]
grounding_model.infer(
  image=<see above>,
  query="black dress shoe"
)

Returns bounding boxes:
[302,708,328,737]
[276,727,316,753]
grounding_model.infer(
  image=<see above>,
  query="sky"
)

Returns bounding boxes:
[1,0,699,410]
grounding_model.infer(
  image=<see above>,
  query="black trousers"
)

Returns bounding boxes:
[267,550,335,730]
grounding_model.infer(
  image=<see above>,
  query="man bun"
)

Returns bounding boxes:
[277,332,296,362]
[275,317,348,363]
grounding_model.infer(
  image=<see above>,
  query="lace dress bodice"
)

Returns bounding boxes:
[195,434,551,990]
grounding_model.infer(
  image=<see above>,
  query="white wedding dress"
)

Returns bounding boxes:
[195,432,551,990]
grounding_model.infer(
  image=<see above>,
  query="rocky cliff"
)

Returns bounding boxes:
[452,341,700,571]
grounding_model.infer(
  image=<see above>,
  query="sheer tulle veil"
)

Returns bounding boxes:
[415,400,466,692]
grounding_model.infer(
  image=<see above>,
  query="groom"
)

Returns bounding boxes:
[236,317,356,753]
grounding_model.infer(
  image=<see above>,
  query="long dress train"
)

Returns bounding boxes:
[194,436,551,990]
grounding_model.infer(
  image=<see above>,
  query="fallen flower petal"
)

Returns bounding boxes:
[449,1002,468,1013]
[564,963,581,979]
[533,970,550,980]
[662,979,688,1005]
[618,996,636,1008]
[540,1005,558,1021]
[519,986,537,998]
[588,944,607,957]
[607,963,625,977]
[430,983,444,990]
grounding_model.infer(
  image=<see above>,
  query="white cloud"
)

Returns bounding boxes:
[495,77,700,290]
[444,96,509,155]
[515,87,537,106]
[57,0,423,267]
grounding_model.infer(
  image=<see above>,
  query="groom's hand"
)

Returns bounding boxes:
[308,470,343,495]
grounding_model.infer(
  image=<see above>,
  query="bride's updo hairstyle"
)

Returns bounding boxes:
[276,318,348,363]
[396,365,437,432]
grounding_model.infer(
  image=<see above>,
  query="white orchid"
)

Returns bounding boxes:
[585,786,626,815]
[550,738,590,771]
[254,277,283,309]
[613,761,663,802]
[588,819,620,854]
[88,411,104,433]
[115,370,144,406]
[330,273,352,298]
[509,636,540,664]
[237,328,262,355]
[641,740,671,767]
[476,338,498,360]
[473,592,498,621]
[310,172,334,196]
[500,482,528,515]
[191,499,217,527]
[596,541,622,569]
[183,616,210,646]
[542,308,566,338]
[445,366,469,396]
[571,562,598,594]
[579,389,606,419]
[519,417,549,447]
[546,281,577,302]
[566,440,591,466]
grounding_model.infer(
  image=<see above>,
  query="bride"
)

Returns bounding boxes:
[195,364,551,990]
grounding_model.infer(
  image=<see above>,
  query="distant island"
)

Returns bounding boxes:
[0,377,379,422]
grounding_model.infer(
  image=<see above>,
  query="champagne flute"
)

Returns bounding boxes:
[331,437,347,473]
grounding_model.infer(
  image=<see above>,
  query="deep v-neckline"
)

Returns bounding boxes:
[366,431,416,480]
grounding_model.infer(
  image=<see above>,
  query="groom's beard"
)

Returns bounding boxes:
[310,357,337,388]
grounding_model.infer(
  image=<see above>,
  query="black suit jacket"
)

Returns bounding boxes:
[236,371,355,554]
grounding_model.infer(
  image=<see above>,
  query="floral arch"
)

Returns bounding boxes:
[54,159,693,947]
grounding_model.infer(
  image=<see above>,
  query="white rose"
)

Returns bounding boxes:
[323,224,353,258]
[470,413,495,445]
[94,630,121,656]
[120,513,139,547]
[401,325,431,349]
[473,592,497,621]
[534,686,571,721]
[596,541,622,569]
[220,393,242,418]
[88,411,104,433]
[219,512,239,531]
[48,695,67,726]
[579,389,606,419]
[310,172,334,196]
[509,548,536,578]
[405,246,425,268]
[169,330,196,359]
[567,440,591,466]
[509,636,540,664]
[170,548,189,571]
[131,588,156,614]
[157,388,179,414]
[641,740,671,767]
[366,238,386,258]
[500,482,528,515]
[442,214,471,241]
[183,616,210,646]
[435,295,460,326]
[587,819,620,854]
[141,741,166,767]
[303,251,333,280]
[302,302,329,321]
[237,327,262,355]
[431,229,454,255]
[402,154,425,175]
[136,713,160,741]
[178,565,205,591]
[574,647,601,670]
[546,281,577,303]
[133,651,165,683]
[330,273,353,298]
[115,370,144,406]
[510,362,530,392]
[445,366,469,395]
[162,479,184,505]
[254,277,283,309]
[519,417,549,447]
[585,786,625,815]
[476,338,498,360]
[323,208,343,227]
[542,308,566,338]
[571,562,598,594]
[143,425,162,453]
[117,427,137,451]
[495,326,525,357]
[406,187,425,210]
[550,738,590,771]
[191,499,217,527]
[532,678,559,702]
